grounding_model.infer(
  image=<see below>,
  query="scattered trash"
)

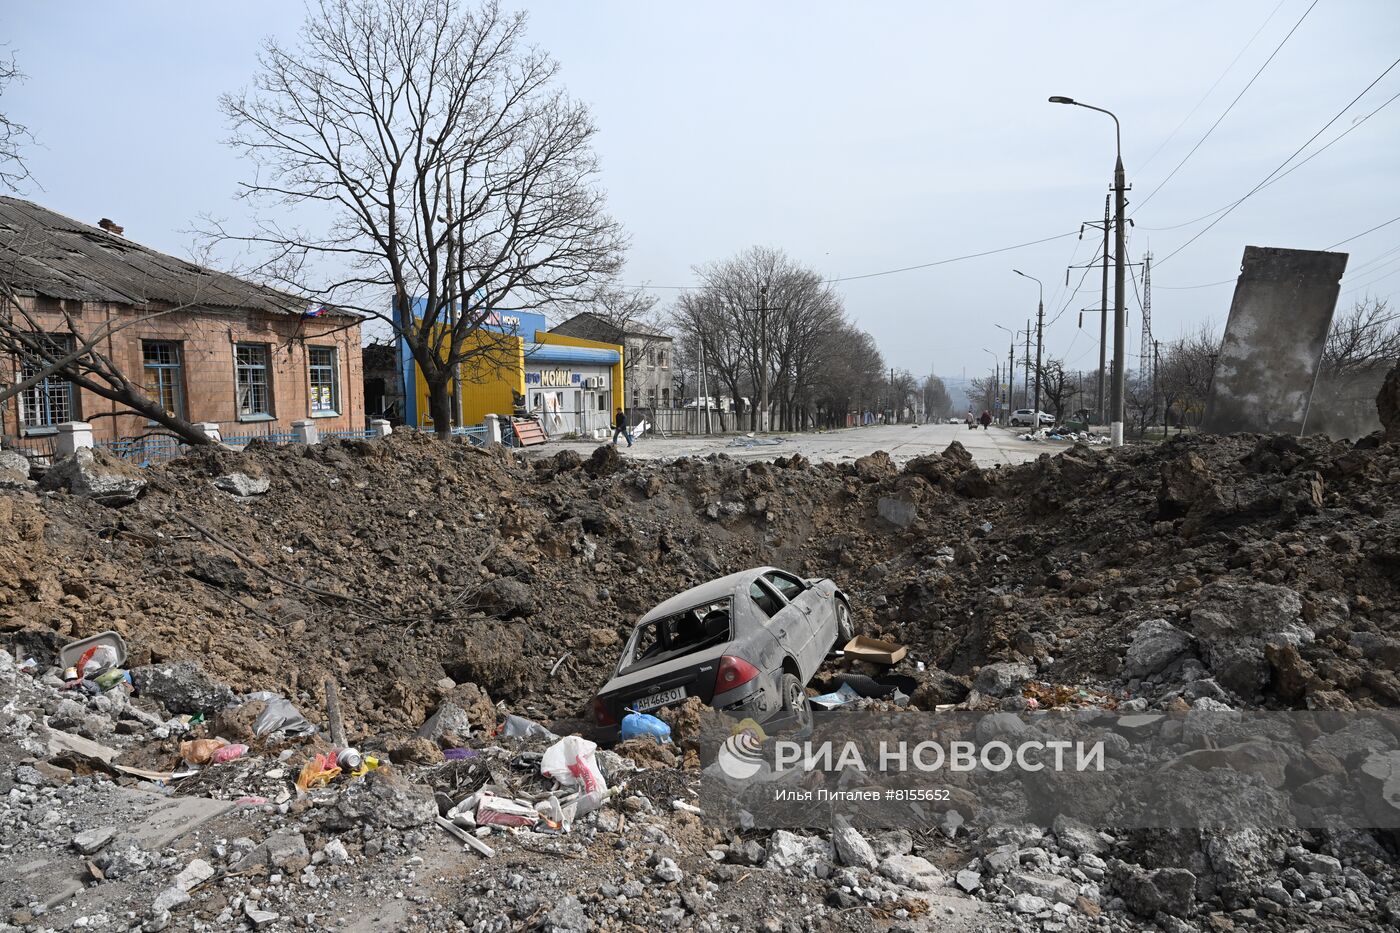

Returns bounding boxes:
[211,743,249,764]
[180,738,230,766]
[841,635,908,666]
[540,735,609,814]
[726,434,787,448]
[443,748,479,760]
[475,792,541,828]
[809,682,861,709]
[244,692,317,737]
[295,753,342,791]
[620,710,672,743]
[59,631,128,673]
[500,713,557,741]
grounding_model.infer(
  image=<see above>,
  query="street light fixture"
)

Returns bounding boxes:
[1013,270,1044,429]
[994,322,1024,423]
[1050,94,1126,447]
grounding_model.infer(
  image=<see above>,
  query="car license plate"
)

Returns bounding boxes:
[636,686,686,710]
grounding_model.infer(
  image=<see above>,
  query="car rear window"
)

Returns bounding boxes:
[619,598,733,675]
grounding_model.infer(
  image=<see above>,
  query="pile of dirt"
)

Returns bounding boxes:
[4,429,1400,738]
[5,427,1400,930]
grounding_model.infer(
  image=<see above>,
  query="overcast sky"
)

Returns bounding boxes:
[7,0,1400,380]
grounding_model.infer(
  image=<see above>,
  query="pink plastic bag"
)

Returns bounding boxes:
[211,743,249,764]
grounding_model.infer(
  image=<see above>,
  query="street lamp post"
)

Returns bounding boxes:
[982,348,1000,421]
[1013,270,1044,430]
[1050,95,1126,447]
[994,323,1021,425]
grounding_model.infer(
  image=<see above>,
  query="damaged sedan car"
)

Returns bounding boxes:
[591,567,853,732]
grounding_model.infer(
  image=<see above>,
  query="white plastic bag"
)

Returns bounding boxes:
[540,735,609,815]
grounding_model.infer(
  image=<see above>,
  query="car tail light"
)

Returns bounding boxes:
[715,655,759,693]
[592,697,617,726]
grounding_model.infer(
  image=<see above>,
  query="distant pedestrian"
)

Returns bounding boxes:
[979,410,992,430]
[965,411,975,430]
[612,408,633,447]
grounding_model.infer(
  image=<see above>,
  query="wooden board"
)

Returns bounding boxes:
[511,418,548,447]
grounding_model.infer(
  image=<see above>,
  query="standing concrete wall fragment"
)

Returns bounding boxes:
[1201,246,1348,436]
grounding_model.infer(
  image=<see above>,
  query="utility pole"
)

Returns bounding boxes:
[1098,194,1109,424]
[1007,340,1015,424]
[1014,270,1044,427]
[1023,322,1032,415]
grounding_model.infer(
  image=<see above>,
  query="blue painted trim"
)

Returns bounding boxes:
[524,343,621,365]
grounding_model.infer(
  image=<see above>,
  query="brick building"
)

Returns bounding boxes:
[0,197,363,444]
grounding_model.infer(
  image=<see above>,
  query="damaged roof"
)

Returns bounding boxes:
[0,196,341,316]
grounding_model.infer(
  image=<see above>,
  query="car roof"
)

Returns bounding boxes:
[636,566,779,624]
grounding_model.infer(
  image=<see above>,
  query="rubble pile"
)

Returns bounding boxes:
[2,426,1399,930]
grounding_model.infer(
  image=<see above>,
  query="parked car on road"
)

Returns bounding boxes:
[590,567,853,732]
[1009,409,1055,427]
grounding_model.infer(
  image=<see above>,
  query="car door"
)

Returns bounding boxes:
[762,571,825,679]
[748,577,808,674]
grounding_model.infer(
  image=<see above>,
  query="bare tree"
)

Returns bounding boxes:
[1037,358,1072,419]
[214,0,625,437]
[1321,297,1400,379]
[0,48,33,192]
[582,285,668,392]
[922,373,952,421]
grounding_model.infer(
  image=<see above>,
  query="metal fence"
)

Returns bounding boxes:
[322,428,377,442]
[635,407,743,436]
[451,424,488,446]
[98,435,188,466]
[1,433,57,465]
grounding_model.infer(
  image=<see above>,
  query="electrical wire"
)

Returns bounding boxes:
[1135,0,1318,212]
[1326,214,1400,251]
[1155,278,1236,290]
[1136,0,1289,173]
[1140,87,1400,232]
[622,229,1080,290]
[1157,54,1400,267]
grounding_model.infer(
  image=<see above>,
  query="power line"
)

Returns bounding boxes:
[1136,0,1289,173]
[1156,278,1236,290]
[622,230,1080,290]
[1134,0,1318,212]
[1157,54,1400,267]
[1326,214,1400,251]
[1140,86,1400,232]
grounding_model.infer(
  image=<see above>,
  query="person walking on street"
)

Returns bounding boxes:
[612,408,633,447]
[979,410,992,430]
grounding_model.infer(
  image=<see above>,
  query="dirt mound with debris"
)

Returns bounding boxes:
[6,428,1400,930]
[4,429,1400,735]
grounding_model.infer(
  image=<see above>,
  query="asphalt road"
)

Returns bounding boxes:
[534,422,1059,468]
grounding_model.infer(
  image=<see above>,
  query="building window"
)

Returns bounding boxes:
[647,388,656,408]
[647,349,655,366]
[142,341,185,418]
[308,346,339,415]
[19,334,77,431]
[236,343,272,418]
[662,387,670,407]
[632,387,640,408]
[657,350,666,368]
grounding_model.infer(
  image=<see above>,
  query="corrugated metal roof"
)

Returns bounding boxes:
[0,197,339,316]
[525,343,621,365]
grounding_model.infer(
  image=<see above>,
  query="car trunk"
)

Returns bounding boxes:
[597,642,732,720]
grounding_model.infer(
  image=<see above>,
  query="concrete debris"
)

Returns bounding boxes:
[38,447,147,505]
[213,472,270,496]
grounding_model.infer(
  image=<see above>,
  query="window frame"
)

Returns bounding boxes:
[749,579,784,618]
[18,333,79,434]
[141,339,187,422]
[763,570,807,603]
[234,342,274,422]
[307,344,340,418]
